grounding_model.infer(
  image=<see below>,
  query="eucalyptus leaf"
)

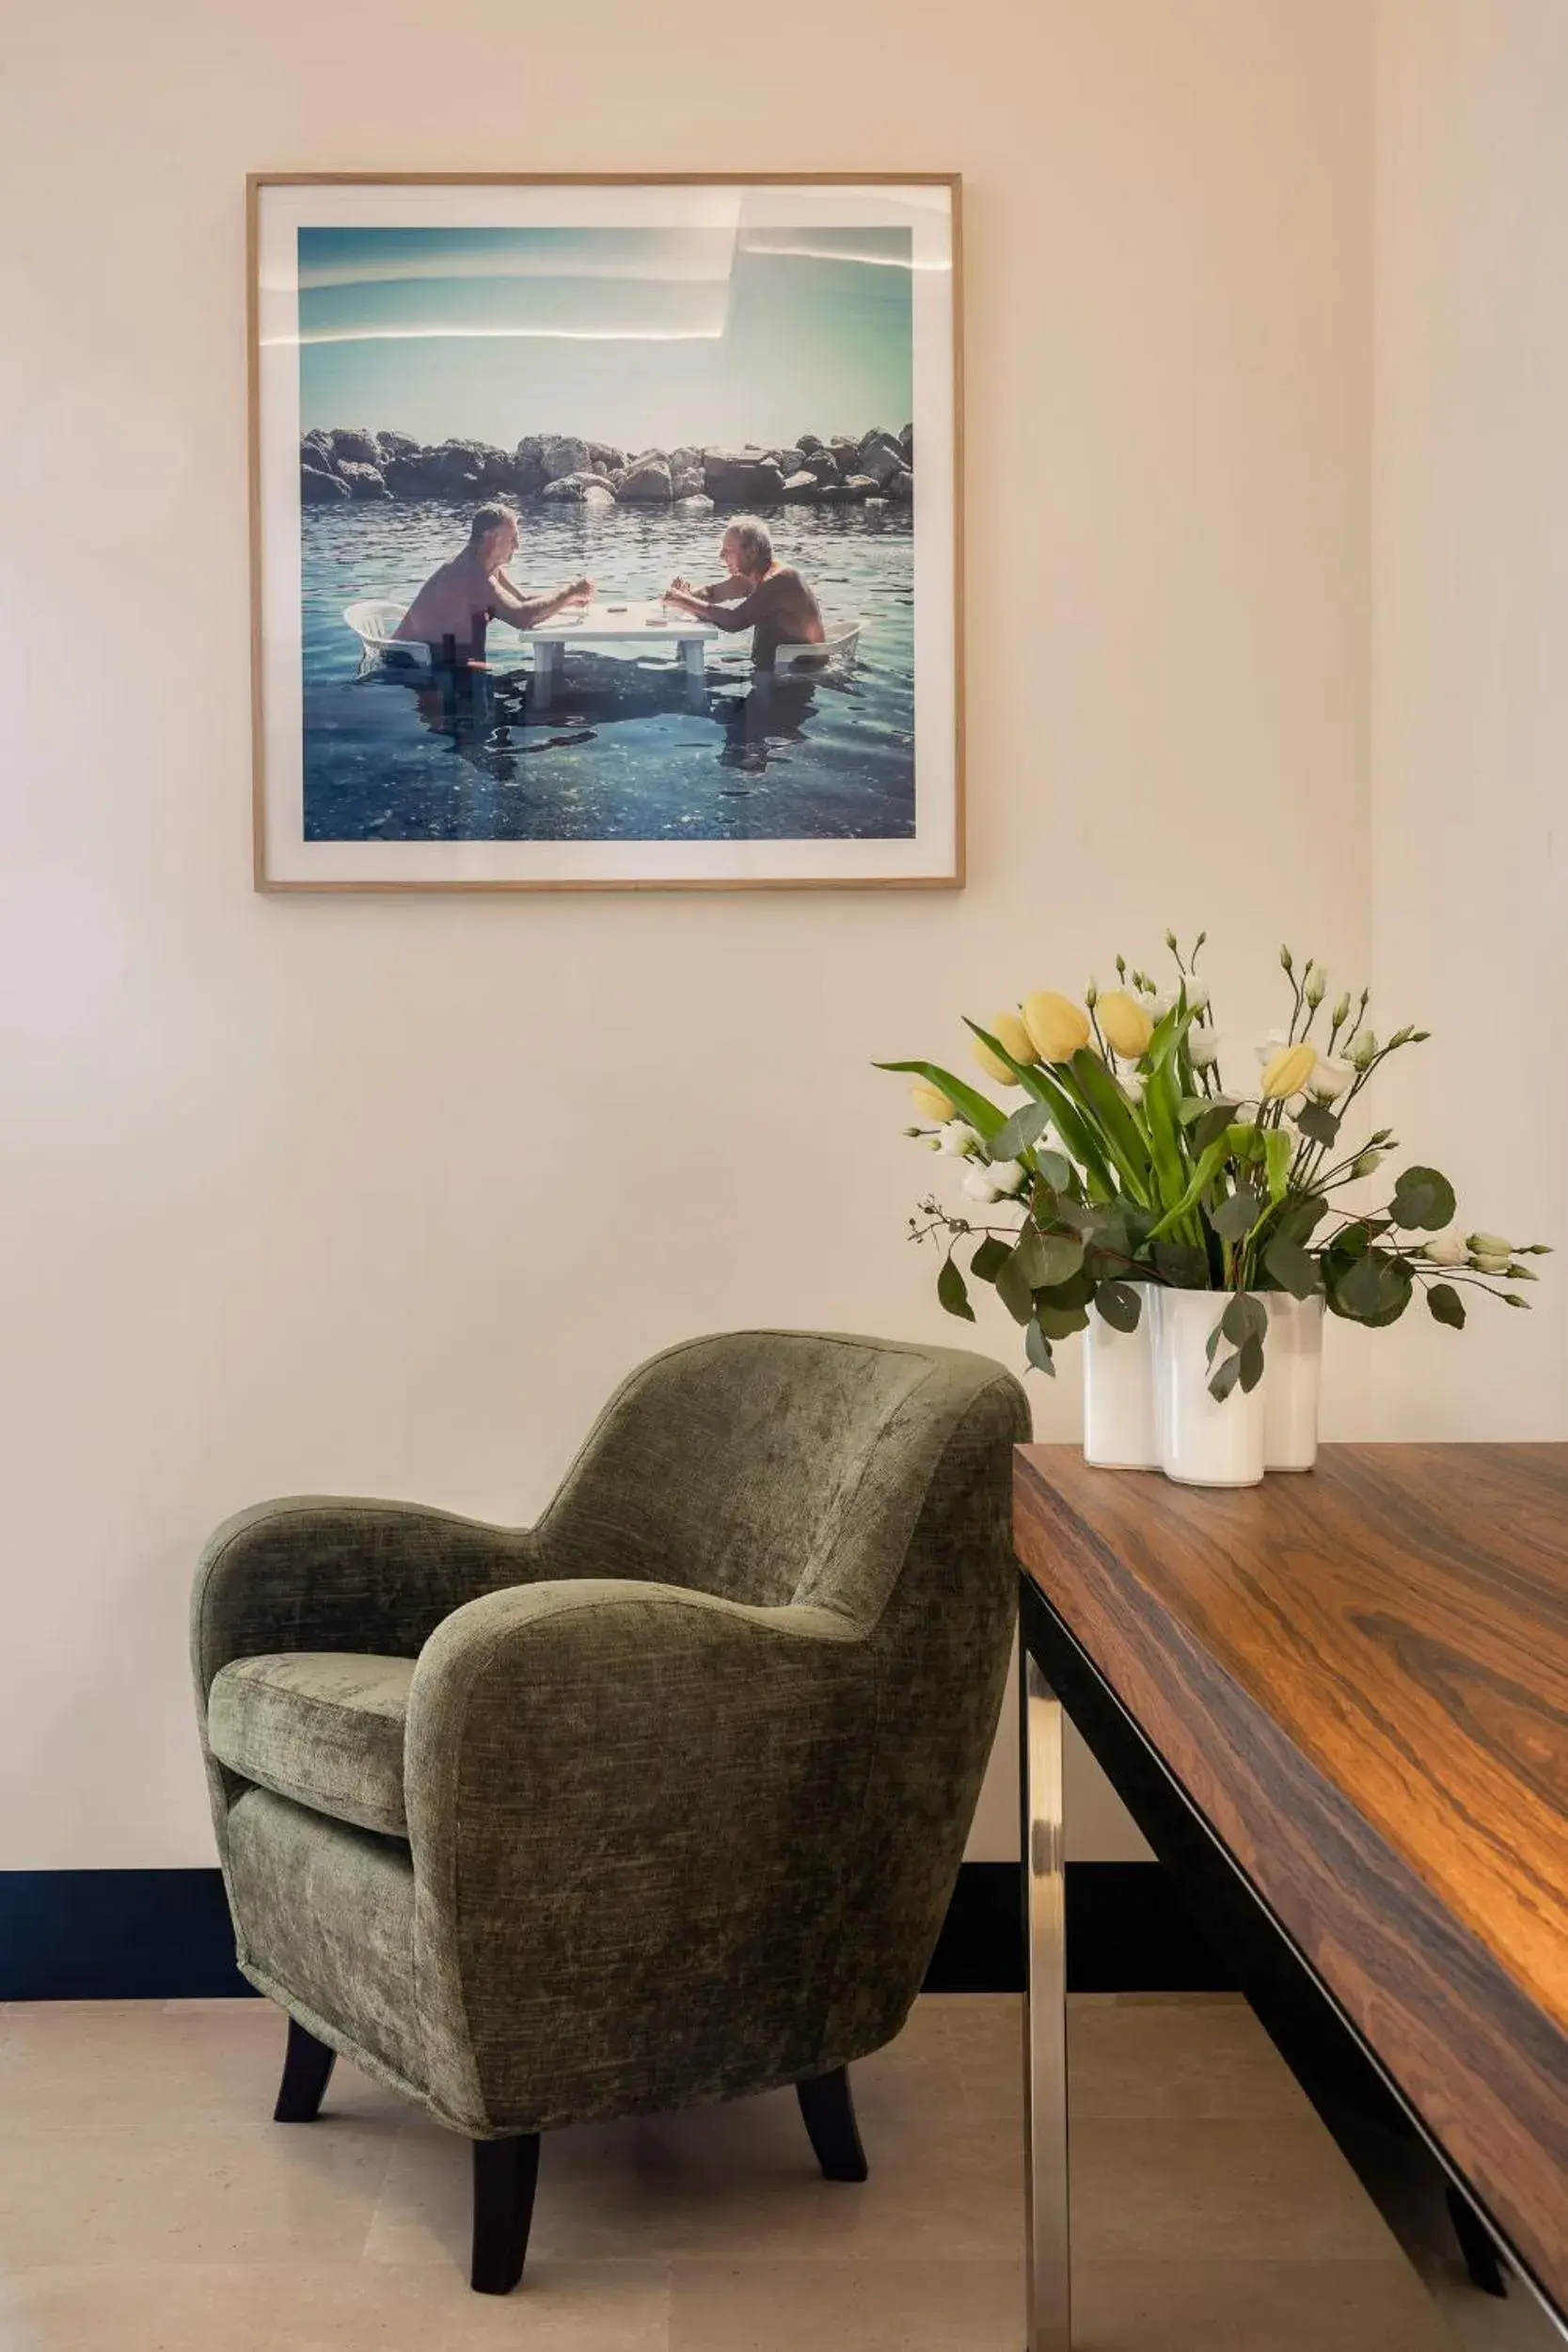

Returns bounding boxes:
[1427,1281,1466,1330]
[1222,1292,1267,1348]
[1212,1187,1260,1244]
[1208,1351,1243,1402]
[971,1236,1010,1284]
[1191,1102,1239,1153]
[990,1099,1052,1161]
[995,1245,1037,1326]
[1238,1334,1266,1393]
[1024,1318,1056,1375]
[1035,1300,1092,1341]
[1016,1230,1086,1288]
[1265,1233,1321,1299]
[1094,1280,1143,1332]
[1205,1313,1226,1367]
[1036,1265,1098,1311]
[1154,1240,1209,1289]
[1295,1101,1340,1149]
[1389,1165,1457,1232]
[937,1255,975,1323]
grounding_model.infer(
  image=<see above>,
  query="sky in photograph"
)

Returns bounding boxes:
[294,223,914,451]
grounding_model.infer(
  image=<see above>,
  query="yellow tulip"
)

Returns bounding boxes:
[910,1083,953,1122]
[1259,1041,1317,1100]
[992,1010,1039,1067]
[1097,990,1154,1060]
[971,1036,1018,1088]
[1022,991,1091,1064]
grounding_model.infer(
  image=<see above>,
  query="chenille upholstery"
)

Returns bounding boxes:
[193,1331,1029,2141]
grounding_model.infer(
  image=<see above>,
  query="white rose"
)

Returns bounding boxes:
[962,1167,1004,1203]
[1424,1232,1467,1267]
[1184,979,1211,1013]
[1254,1025,1291,1066]
[1187,1025,1219,1070]
[987,1159,1026,1198]
[938,1120,982,1158]
[1146,991,1175,1019]
[1307,1056,1354,1102]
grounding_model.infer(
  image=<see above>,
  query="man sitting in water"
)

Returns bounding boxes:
[663,516,825,669]
[395,504,591,663]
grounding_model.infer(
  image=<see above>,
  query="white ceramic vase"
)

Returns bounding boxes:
[1082,1286,1160,1470]
[1263,1293,1325,1471]
[1151,1289,1266,1488]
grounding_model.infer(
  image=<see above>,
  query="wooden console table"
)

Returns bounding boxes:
[1013,1443,1568,2349]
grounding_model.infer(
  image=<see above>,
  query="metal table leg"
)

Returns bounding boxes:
[1022,1644,1071,2350]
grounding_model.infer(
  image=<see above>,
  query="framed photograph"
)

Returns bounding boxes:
[248,173,961,891]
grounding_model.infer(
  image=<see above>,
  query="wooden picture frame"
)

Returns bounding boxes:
[248,173,962,891]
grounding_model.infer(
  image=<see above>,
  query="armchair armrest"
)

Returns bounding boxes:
[192,1496,543,1704]
[404,1580,878,2130]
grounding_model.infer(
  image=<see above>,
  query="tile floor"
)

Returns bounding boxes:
[0,1991,1537,2349]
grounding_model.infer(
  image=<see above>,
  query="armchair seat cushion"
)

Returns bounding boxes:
[208,1652,413,1838]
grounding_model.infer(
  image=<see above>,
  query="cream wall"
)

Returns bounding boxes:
[1368,0,1568,1441]
[0,0,1374,1867]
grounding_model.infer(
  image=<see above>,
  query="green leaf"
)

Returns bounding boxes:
[1265,1233,1321,1298]
[937,1255,975,1322]
[876,1059,1006,1139]
[1036,1149,1075,1191]
[1427,1280,1466,1329]
[990,1099,1052,1161]
[1067,1048,1154,1200]
[1035,1265,1097,1311]
[1016,1231,1086,1289]
[1036,1299,1092,1341]
[1024,1318,1056,1375]
[1222,1292,1267,1347]
[1205,1311,1226,1366]
[1388,1165,1457,1232]
[1295,1101,1340,1149]
[1238,1334,1266,1393]
[1190,1101,1239,1152]
[1154,1239,1209,1289]
[1094,1280,1143,1332]
[1208,1351,1243,1402]
[1263,1129,1294,1204]
[963,1024,1117,1200]
[1330,1250,1414,1327]
[971,1236,1010,1284]
[1211,1186,1261,1244]
[1275,1196,1329,1247]
[995,1244,1037,1326]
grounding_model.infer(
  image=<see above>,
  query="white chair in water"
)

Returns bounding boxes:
[774,621,863,671]
[343,600,430,673]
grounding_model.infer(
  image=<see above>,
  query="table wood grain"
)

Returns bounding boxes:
[1014,1442,1568,2316]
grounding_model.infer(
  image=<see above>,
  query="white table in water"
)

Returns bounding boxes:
[516,601,719,708]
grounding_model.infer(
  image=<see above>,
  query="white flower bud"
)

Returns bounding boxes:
[1423,1232,1468,1267]
[987,1159,1026,1198]
[1351,1148,1384,1179]
[1183,978,1211,1012]
[962,1167,1003,1204]
[1304,965,1326,1008]
[938,1120,982,1158]
[1187,1025,1220,1070]
[1346,1029,1379,1071]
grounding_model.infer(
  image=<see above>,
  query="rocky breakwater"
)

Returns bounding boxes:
[298,425,915,512]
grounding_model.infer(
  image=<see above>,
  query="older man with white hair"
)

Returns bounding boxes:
[664,516,826,669]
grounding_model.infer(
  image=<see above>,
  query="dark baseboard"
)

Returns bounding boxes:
[0,1860,1234,2002]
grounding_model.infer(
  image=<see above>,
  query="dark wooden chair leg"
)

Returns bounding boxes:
[1446,2183,1508,2297]
[796,2066,869,2182]
[273,2016,337,2123]
[470,2134,541,2294]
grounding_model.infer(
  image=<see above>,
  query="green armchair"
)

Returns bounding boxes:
[191,1330,1027,2291]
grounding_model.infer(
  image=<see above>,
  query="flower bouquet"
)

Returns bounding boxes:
[879,932,1548,1486]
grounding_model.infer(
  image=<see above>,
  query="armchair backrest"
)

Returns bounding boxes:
[539,1330,1027,1626]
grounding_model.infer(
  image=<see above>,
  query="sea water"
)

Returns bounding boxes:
[299,501,916,842]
